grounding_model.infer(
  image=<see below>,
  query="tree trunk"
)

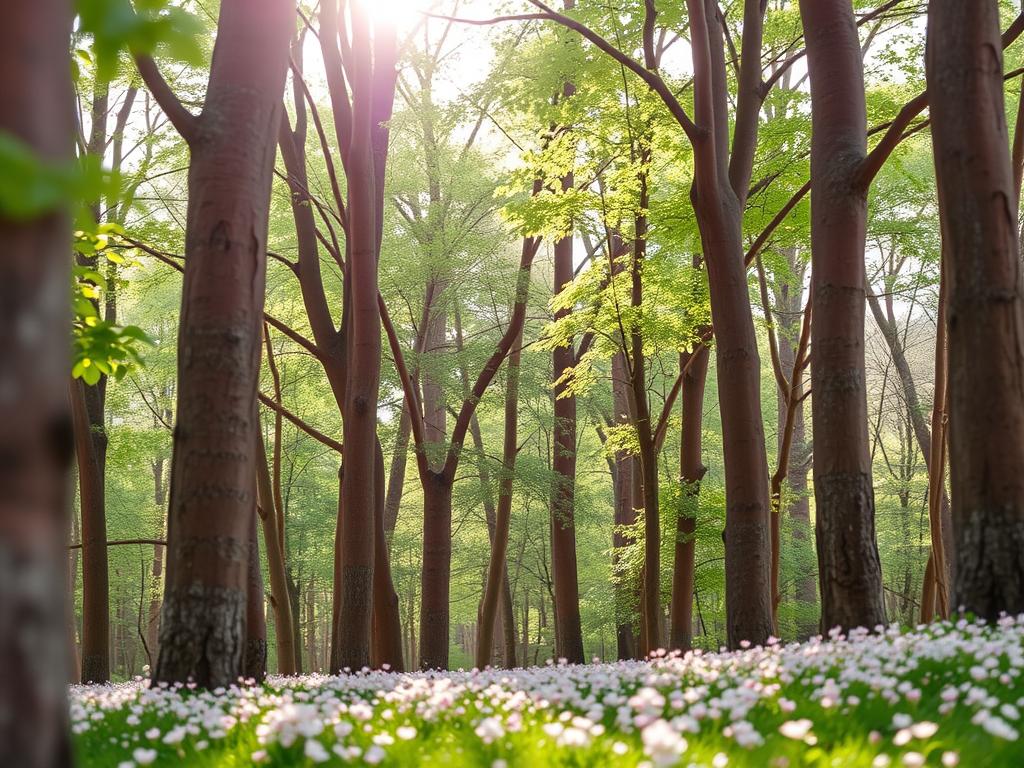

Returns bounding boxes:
[383,406,411,540]
[243,507,267,683]
[419,477,453,669]
[0,3,76,763]
[146,459,166,667]
[550,222,584,665]
[612,352,638,660]
[75,81,114,686]
[335,3,383,672]
[669,342,710,651]
[477,332,523,668]
[927,0,1024,618]
[153,0,293,688]
[70,378,110,682]
[255,431,297,674]
[800,0,887,633]
[371,440,405,670]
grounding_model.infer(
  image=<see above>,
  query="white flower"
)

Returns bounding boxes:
[902,752,925,768]
[161,726,186,745]
[132,748,157,766]
[942,752,959,767]
[396,725,417,740]
[304,739,329,763]
[475,717,505,744]
[364,745,386,764]
[778,719,813,740]
[641,719,687,767]
[909,721,938,739]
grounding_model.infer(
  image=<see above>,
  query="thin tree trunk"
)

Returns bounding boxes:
[669,341,710,652]
[612,352,638,660]
[243,507,267,683]
[477,330,524,668]
[800,0,887,632]
[371,439,405,670]
[146,458,166,666]
[922,267,950,619]
[928,0,1024,618]
[70,378,110,682]
[149,0,293,688]
[0,3,76,762]
[255,431,297,674]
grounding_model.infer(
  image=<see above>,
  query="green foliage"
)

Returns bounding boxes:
[76,0,203,82]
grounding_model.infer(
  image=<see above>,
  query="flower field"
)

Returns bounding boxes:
[72,618,1024,767]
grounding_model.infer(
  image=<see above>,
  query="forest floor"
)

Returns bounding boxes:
[72,619,1024,767]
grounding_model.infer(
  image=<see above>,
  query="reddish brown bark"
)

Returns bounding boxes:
[799,0,887,633]
[927,0,1024,618]
[255,429,297,675]
[551,205,584,665]
[336,2,381,672]
[686,0,774,648]
[70,377,109,682]
[669,340,710,652]
[146,0,294,688]
[922,268,949,620]
[0,3,76,763]
[611,352,638,660]
[243,506,267,683]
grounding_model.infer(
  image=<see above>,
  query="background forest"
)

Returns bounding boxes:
[63,0,979,679]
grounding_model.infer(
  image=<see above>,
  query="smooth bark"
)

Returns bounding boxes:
[800,0,887,632]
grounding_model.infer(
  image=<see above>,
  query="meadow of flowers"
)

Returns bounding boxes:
[72,617,1024,767]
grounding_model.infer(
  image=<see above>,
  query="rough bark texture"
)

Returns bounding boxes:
[800,0,887,632]
[928,0,1024,618]
[669,343,709,652]
[154,0,293,688]
[550,203,584,665]
[0,3,76,764]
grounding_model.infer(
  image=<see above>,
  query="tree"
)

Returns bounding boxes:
[139,0,295,688]
[927,0,1024,618]
[0,2,76,763]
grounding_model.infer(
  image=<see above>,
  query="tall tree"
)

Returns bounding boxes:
[0,2,76,763]
[138,0,295,688]
[927,0,1024,618]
